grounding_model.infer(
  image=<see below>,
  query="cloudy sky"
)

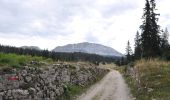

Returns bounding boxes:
[0,0,170,54]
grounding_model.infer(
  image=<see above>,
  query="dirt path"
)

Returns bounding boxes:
[76,70,133,100]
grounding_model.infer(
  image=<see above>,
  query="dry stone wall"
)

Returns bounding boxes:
[0,63,109,100]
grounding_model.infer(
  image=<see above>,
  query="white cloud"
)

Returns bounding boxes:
[0,0,169,54]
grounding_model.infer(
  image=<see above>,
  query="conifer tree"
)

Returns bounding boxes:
[161,28,169,48]
[161,28,170,59]
[126,40,133,63]
[140,0,161,58]
[150,0,161,55]
[134,31,142,59]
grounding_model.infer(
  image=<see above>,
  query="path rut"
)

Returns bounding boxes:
[76,70,133,100]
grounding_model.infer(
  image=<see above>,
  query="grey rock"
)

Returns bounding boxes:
[0,92,4,100]
[40,72,48,79]
[28,88,36,95]
[25,76,32,82]
[6,90,12,97]
[0,83,3,91]
[21,70,27,76]
[37,91,43,98]
[0,63,109,100]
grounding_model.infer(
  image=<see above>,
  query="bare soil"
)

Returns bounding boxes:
[76,70,133,100]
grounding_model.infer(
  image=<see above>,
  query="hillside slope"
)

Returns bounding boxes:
[53,42,123,57]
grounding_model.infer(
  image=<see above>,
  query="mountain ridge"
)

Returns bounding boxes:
[20,46,41,50]
[52,42,124,57]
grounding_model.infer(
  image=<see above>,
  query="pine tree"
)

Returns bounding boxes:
[161,28,169,48]
[134,31,142,59]
[161,28,170,59]
[150,0,161,56]
[126,40,133,63]
[140,0,161,58]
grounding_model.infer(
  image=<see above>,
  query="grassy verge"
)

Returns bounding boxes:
[117,59,170,100]
[0,52,53,69]
[61,84,85,100]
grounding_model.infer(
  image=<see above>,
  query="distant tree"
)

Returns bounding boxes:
[161,28,169,48]
[120,56,125,65]
[0,44,117,63]
[134,31,142,59]
[126,41,133,63]
[161,28,170,59]
[140,0,161,58]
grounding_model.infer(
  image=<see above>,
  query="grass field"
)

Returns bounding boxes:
[0,52,53,68]
[122,59,170,100]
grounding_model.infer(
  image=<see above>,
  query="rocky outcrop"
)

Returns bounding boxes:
[0,63,109,100]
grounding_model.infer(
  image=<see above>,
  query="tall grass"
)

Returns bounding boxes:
[0,52,53,68]
[126,59,170,100]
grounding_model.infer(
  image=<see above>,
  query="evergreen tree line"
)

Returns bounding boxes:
[0,44,116,64]
[125,0,170,64]
[134,29,170,60]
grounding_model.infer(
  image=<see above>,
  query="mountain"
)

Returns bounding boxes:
[52,42,124,57]
[21,46,41,50]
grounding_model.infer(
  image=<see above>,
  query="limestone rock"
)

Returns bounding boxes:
[0,63,108,100]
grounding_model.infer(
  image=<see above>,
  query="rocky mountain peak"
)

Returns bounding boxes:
[53,42,123,57]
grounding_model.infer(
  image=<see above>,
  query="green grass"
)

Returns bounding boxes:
[119,59,170,100]
[61,84,84,100]
[0,52,53,68]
